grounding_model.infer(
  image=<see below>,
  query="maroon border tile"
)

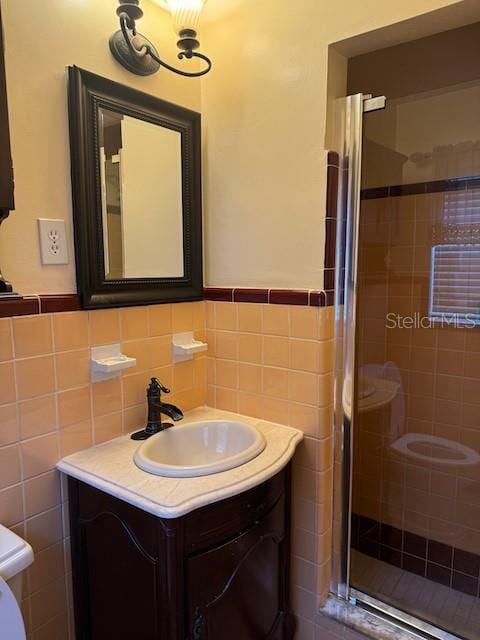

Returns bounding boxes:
[390,182,426,197]
[0,297,40,317]
[203,287,234,302]
[309,291,326,307]
[327,151,340,167]
[360,186,389,200]
[324,269,335,291]
[233,288,269,304]
[39,294,82,313]
[360,172,480,200]
[203,288,335,307]
[353,512,480,597]
[269,289,309,306]
[326,166,339,220]
[324,219,337,271]
[325,290,335,306]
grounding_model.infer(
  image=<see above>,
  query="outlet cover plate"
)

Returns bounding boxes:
[38,218,69,265]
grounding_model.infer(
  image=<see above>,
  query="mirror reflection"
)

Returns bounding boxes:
[99,108,184,280]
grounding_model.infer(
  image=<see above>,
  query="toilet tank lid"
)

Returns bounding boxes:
[0,524,34,580]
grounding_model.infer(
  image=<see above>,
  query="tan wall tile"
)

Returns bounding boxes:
[263,366,288,398]
[263,336,289,368]
[24,471,61,518]
[148,336,172,368]
[262,396,289,425]
[173,360,195,392]
[172,302,194,332]
[0,484,24,526]
[216,331,239,360]
[92,378,122,417]
[89,309,121,346]
[58,386,91,428]
[123,403,147,434]
[237,303,262,333]
[21,432,59,479]
[0,318,13,362]
[94,413,122,445]
[0,403,18,445]
[122,338,150,373]
[262,305,289,336]
[0,361,17,404]
[215,359,238,389]
[237,333,261,363]
[0,444,21,489]
[216,387,238,413]
[148,304,172,336]
[215,302,237,330]
[53,312,88,352]
[123,372,148,408]
[289,371,318,405]
[238,391,263,419]
[238,363,262,394]
[28,542,65,594]
[19,395,56,440]
[13,315,53,358]
[120,307,149,341]
[55,350,89,391]
[290,307,319,340]
[290,340,320,373]
[25,506,63,553]
[30,575,67,631]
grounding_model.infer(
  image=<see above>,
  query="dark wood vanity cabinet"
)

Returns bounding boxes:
[0,5,14,212]
[68,467,295,640]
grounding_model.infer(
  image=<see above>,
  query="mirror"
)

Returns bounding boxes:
[68,67,202,309]
[100,109,184,280]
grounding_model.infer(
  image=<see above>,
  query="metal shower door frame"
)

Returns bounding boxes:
[330,93,385,600]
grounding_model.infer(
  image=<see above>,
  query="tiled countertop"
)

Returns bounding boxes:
[57,407,303,519]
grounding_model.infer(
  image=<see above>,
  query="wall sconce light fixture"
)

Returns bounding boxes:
[110,0,211,77]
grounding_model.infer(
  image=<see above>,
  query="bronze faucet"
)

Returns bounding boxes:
[131,378,183,440]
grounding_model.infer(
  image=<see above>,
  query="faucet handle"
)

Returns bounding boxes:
[150,377,170,394]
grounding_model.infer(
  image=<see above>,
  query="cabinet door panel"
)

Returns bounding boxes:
[81,512,161,640]
[185,498,286,640]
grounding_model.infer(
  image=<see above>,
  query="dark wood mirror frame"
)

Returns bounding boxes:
[68,66,203,309]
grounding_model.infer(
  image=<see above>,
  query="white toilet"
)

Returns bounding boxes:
[0,524,34,640]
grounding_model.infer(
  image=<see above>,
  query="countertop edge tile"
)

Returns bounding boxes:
[56,407,304,519]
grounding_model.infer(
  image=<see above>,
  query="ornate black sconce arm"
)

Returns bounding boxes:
[110,1,212,78]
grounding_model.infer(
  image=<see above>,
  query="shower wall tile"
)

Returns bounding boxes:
[354,184,480,576]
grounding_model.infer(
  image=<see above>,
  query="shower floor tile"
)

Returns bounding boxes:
[351,551,480,640]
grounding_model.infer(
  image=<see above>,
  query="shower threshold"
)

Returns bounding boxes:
[351,589,464,640]
[319,590,465,640]
[351,550,479,640]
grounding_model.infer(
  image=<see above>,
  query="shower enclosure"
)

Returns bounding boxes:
[331,76,480,640]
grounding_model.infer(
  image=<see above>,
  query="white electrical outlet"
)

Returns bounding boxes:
[38,219,69,265]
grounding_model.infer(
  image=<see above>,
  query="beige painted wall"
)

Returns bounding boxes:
[0,0,200,295]
[0,0,466,294]
[201,0,463,289]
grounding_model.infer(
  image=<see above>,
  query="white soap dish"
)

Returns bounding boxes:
[91,344,137,382]
[172,332,208,362]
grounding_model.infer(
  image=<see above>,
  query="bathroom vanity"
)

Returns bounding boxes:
[59,408,303,640]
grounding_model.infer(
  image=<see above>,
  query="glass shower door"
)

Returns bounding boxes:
[345,82,480,640]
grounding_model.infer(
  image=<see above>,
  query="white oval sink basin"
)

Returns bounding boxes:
[134,420,267,478]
